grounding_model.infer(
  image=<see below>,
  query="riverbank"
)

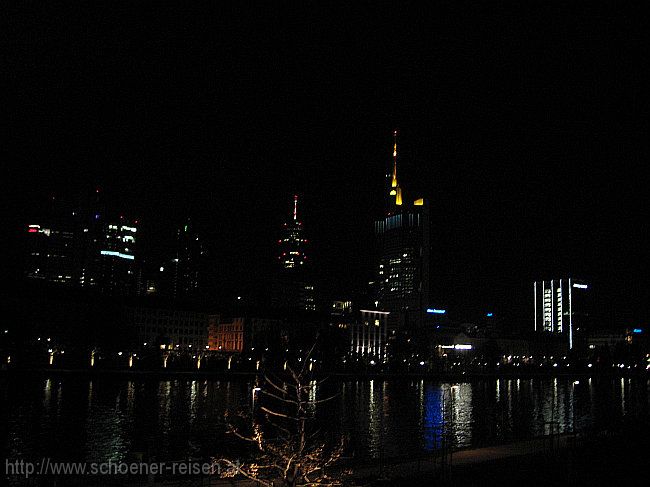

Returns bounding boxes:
[1,366,647,381]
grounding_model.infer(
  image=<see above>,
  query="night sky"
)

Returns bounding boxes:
[4,3,647,327]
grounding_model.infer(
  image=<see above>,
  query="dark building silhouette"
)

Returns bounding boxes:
[373,131,430,330]
[161,218,206,299]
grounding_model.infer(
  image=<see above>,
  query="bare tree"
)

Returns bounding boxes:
[216,343,348,486]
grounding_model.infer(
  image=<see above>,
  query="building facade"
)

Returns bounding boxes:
[208,317,244,352]
[349,309,390,363]
[125,306,213,350]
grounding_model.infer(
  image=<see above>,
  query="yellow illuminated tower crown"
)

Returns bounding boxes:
[390,130,402,205]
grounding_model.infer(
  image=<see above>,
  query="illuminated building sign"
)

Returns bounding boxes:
[100,250,134,260]
[633,329,643,334]
[486,312,493,317]
[572,283,588,289]
[427,308,446,314]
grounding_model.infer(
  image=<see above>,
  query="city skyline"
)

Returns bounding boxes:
[4,3,647,328]
[2,4,648,486]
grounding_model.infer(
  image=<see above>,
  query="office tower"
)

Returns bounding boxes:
[374,131,430,330]
[273,195,315,311]
[22,188,144,296]
[77,187,107,289]
[533,278,589,350]
[96,217,139,295]
[278,194,308,270]
[24,223,75,284]
[164,218,206,299]
[24,194,80,285]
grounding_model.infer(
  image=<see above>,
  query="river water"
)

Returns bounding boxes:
[1,375,648,464]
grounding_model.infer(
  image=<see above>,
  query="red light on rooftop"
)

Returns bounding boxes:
[28,228,38,233]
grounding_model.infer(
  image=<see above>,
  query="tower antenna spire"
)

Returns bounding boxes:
[293,194,298,221]
[391,129,398,188]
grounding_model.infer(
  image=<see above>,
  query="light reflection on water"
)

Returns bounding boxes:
[1,376,647,463]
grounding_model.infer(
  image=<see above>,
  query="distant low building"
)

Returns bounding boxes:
[586,330,626,350]
[208,317,244,352]
[330,300,353,330]
[349,309,390,363]
[125,306,214,350]
[429,331,531,360]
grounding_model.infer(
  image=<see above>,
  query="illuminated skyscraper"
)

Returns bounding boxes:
[374,131,430,329]
[97,217,139,295]
[278,195,308,270]
[24,193,84,286]
[167,218,206,299]
[22,189,143,296]
[533,278,589,350]
[24,223,75,284]
[273,195,315,311]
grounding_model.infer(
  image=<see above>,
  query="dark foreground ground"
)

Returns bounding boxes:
[5,425,648,486]
[378,427,649,487]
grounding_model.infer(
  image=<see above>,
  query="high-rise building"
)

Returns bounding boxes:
[278,195,308,270]
[22,189,144,296]
[24,194,85,286]
[272,195,315,311]
[97,217,140,295]
[158,218,207,299]
[533,278,589,350]
[24,223,76,284]
[374,131,430,330]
